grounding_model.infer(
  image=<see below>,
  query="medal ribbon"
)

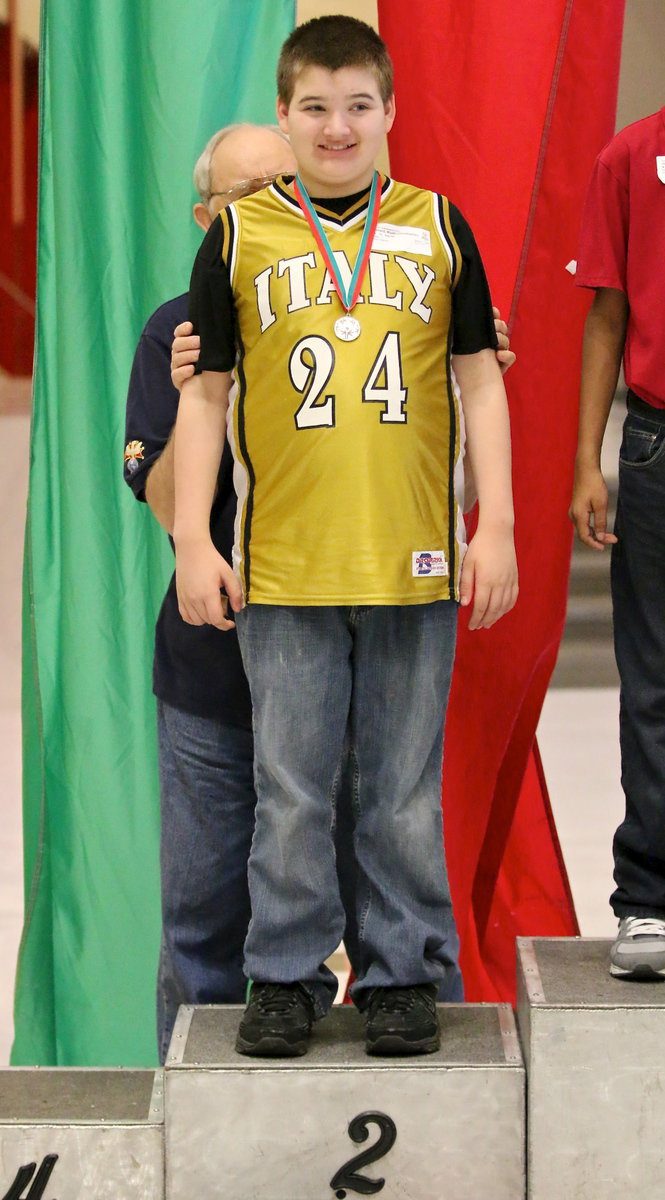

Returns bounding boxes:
[293,171,381,314]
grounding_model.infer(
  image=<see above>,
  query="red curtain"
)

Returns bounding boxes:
[378,0,625,1000]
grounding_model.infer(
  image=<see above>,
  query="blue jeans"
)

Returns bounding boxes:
[611,394,665,919]
[156,701,256,1063]
[236,602,461,1017]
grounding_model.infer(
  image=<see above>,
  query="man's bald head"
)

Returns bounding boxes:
[193,123,296,230]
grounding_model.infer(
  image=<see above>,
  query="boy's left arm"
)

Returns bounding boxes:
[452,349,518,630]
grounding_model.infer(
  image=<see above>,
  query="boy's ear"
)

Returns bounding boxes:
[384,94,396,133]
[276,95,289,132]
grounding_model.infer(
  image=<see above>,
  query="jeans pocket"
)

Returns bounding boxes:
[619,418,665,468]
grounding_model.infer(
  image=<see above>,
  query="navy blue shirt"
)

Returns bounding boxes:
[124,294,252,728]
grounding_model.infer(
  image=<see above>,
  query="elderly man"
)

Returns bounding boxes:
[126,122,514,1063]
[124,125,299,1063]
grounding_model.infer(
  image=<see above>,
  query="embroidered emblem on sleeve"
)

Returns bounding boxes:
[124,439,145,473]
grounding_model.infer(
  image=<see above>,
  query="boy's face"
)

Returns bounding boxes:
[276,65,395,198]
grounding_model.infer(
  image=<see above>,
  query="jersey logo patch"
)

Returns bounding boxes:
[412,550,448,577]
[657,156,665,184]
[373,223,432,256]
[124,439,145,473]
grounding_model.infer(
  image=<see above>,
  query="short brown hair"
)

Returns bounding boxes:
[277,15,394,106]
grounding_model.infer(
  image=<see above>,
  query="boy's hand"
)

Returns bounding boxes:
[175,537,243,630]
[493,306,516,376]
[171,321,200,392]
[460,526,519,630]
[569,463,618,549]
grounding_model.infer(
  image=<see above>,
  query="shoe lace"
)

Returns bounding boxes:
[623,917,665,938]
[370,987,420,1016]
[253,984,306,1015]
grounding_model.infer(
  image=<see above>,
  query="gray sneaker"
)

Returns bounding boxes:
[610,916,665,980]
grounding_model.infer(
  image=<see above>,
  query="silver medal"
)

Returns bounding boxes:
[334,315,361,342]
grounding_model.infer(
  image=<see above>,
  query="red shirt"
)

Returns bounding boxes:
[577,106,665,409]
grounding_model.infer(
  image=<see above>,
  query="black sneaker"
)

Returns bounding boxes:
[235,982,315,1057]
[365,984,440,1056]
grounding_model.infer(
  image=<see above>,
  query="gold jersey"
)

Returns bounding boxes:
[191,176,496,606]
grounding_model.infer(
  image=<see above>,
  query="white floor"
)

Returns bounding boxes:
[0,399,624,1065]
[1,402,31,1066]
[538,688,622,938]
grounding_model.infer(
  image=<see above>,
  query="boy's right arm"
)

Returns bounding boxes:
[569,286,628,549]
[173,369,241,630]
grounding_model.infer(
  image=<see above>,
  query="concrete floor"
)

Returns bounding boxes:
[0,383,31,1067]
[0,384,624,1064]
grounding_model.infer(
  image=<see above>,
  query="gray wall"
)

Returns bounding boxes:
[616,0,665,131]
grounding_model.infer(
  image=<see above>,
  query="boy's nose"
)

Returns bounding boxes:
[323,110,352,139]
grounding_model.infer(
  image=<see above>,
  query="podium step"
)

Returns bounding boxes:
[0,1069,163,1198]
[517,937,665,1199]
[165,1003,524,1200]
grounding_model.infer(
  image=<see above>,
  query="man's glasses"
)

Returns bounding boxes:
[209,175,280,204]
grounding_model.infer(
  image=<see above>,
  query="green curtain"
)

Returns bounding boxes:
[14,0,295,1067]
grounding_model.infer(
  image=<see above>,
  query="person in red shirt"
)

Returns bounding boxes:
[570,106,665,979]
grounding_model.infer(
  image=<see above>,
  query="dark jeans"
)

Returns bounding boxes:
[156,701,256,1063]
[611,392,665,918]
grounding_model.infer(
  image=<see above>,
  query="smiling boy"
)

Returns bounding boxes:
[174,16,518,1057]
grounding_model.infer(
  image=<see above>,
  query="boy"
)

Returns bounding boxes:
[174,16,518,1057]
[570,105,665,980]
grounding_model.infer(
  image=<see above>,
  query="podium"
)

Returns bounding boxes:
[164,1002,525,1200]
[9,939,665,1196]
[517,937,665,1199]
[0,1069,163,1198]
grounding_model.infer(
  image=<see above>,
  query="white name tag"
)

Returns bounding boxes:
[373,223,432,256]
[657,156,665,184]
[412,550,448,577]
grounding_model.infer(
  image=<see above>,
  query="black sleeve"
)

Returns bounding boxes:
[124,306,182,501]
[189,214,237,373]
[448,203,499,355]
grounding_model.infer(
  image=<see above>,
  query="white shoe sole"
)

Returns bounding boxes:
[609,960,665,980]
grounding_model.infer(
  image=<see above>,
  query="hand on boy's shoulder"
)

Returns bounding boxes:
[492,307,516,375]
[171,321,199,391]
